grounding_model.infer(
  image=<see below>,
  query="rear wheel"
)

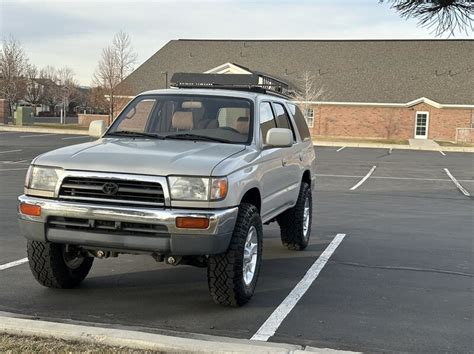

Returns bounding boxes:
[277,182,312,250]
[27,241,93,288]
[207,203,262,307]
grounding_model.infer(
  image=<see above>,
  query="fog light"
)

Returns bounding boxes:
[20,203,41,216]
[176,217,210,229]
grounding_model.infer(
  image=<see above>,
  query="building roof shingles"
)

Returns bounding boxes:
[118,39,474,105]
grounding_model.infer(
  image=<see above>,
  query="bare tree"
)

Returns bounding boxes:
[24,64,43,114]
[381,0,473,37]
[40,65,61,114]
[93,31,137,122]
[87,86,109,114]
[292,71,323,128]
[93,46,120,122]
[113,30,137,81]
[56,67,77,123]
[0,36,28,117]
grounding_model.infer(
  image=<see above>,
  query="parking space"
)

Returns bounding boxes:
[0,135,472,352]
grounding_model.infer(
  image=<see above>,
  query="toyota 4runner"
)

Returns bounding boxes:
[18,74,316,307]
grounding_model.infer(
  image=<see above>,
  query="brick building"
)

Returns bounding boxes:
[116,39,474,142]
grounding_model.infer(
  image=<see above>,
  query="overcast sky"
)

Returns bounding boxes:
[1,0,471,85]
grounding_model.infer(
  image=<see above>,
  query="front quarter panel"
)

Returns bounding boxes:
[208,147,262,209]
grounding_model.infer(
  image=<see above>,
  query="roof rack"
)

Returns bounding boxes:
[170,73,290,98]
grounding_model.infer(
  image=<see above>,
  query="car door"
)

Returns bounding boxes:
[272,101,301,207]
[286,102,316,187]
[257,101,289,221]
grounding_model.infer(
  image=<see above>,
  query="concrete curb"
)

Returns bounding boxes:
[0,125,88,135]
[312,140,474,153]
[0,316,356,353]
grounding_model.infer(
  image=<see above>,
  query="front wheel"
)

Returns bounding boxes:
[277,182,312,250]
[27,241,94,288]
[207,203,263,307]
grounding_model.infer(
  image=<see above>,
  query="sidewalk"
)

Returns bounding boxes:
[0,124,88,136]
[0,314,355,353]
[313,139,474,153]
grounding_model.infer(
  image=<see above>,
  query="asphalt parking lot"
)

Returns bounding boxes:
[0,131,472,352]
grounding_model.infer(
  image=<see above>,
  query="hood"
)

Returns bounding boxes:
[34,138,246,176]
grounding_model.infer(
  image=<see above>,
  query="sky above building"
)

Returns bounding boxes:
[1,0,472,85]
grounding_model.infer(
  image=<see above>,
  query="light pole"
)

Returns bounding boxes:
[161,71,168,89]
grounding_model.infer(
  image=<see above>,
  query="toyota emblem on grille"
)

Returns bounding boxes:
[102,182,119,196]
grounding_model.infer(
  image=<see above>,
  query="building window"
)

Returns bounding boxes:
[304,108,314,128]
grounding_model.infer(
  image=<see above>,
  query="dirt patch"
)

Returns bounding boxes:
[0,334,163,353]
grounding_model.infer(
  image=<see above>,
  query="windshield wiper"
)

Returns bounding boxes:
[164,133,233,144]
[106,130,164,139]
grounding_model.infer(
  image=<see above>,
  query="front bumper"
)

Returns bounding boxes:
[18,195,238,255]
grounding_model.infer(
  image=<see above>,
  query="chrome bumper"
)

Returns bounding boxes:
[18,195,238,255]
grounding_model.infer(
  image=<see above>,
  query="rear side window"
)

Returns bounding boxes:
[259,102,276,144]
[273,102,296,141]
[287,103,311,141]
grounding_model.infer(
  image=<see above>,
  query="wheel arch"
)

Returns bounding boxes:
[302,169,312,187]
[240,187,261,213]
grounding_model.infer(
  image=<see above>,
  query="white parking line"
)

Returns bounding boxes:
[439,150,446,156]
[336,146,346,152]
[0,167,29,171]
[444,168,470,197]
[20,133,58,138]
[0,149,22,154]
[251,233,347,342]
[0,160,30,165]
[62,135,89,140]
[316,173,474,183]
[349,166,376,191]
[0,258,28,271]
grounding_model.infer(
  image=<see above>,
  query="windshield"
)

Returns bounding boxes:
[107,94,253,144]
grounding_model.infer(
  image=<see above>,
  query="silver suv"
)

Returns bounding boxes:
[18,84,316,306]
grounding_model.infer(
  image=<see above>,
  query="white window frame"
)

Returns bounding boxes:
[304,107,314,128]
[414,111,429,139]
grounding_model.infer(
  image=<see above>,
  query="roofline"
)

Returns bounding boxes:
[177,39,473,42]
[295,97,474,109]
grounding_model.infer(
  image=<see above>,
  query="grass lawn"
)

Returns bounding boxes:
[0,334,162,353]
[312,136,409,145]
[435,140,474,147]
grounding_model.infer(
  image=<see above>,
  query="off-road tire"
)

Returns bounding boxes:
[27,241,94,288]
[277,182,312,250]
[207,203,263,307]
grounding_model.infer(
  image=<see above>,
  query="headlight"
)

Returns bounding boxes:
[169,176,228,201]
[26,166,61,192]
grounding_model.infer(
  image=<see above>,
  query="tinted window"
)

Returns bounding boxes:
[288,103,311,141]
[273,103,296,140]
[259,102,276,144]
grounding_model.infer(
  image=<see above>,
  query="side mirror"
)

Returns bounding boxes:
[89,120,106,138]
[265,128,293,148]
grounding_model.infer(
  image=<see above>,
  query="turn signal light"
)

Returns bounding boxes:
[176,217,210,229]
[20,203,41,216]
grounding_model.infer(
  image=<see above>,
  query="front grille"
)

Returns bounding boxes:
[59,177,165,207]
[48,216,168,237]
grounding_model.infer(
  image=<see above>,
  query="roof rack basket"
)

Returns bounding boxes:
[170,72,290,98]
